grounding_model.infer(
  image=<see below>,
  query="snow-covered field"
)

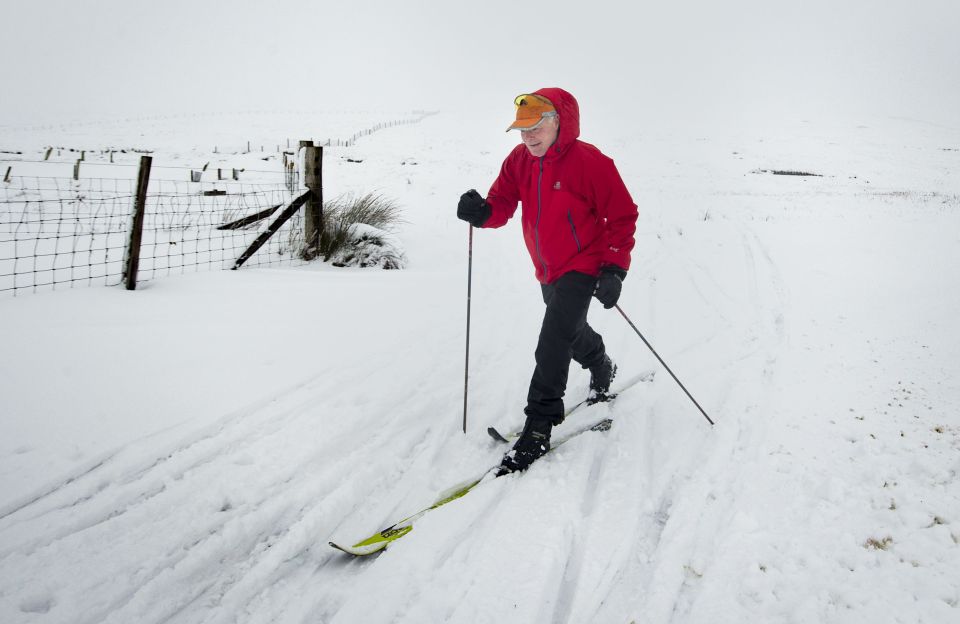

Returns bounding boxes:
[1,109,958,623]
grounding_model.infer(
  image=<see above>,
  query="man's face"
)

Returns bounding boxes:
[521,117,559,158]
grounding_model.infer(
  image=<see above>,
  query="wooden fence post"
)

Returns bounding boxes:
[124,155,152,290]
[303,143,323,259]
[73,160,81,180]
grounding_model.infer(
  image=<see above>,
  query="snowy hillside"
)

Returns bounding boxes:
[1,109,959,624]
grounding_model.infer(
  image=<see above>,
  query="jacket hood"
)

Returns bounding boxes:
[533,87,580,157]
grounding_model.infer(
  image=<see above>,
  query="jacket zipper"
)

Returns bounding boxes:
[567,211,581,252]
[534,157,548,279]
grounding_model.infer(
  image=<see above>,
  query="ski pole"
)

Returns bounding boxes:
[462,225,474,434]
[614,304,715,426]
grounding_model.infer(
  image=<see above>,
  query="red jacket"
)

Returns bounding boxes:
[484,88,638,284]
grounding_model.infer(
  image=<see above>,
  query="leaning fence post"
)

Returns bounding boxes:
[3,167,10,183]
[303,143,323,259]
[124,155,152,290]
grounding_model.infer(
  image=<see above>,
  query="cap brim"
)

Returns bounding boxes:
[506,120,539,132]
[506,116,551,132]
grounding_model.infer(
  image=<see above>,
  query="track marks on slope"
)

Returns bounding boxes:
[0,355,464,624]
[550,434,610,624]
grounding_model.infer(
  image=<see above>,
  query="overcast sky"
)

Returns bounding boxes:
[2,0,959,129]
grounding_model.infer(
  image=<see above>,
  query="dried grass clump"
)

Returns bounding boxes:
[310,193,406,269]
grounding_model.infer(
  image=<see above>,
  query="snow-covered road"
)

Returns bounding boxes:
[1,113,958,623]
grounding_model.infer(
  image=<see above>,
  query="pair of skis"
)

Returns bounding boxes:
[329,370,654,556]
[485,370,653,444]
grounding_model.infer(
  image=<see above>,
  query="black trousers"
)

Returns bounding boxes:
[526,271,606,424]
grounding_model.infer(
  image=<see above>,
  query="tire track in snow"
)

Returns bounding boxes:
[530,213,788,624]
[0,371,330,542]
[0,355,465,623]
[201,421,453,624]
[630,219,788,623]
[566,405,688,623]
[122,395,457,624]
[550,433,608,624]
[206,381,489,622]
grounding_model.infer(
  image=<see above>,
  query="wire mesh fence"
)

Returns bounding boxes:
[1,173,305,296]
[136,180,306,281]
[1,111,439,296]
[1,176,135,293]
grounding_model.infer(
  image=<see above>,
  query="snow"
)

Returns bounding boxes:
[1,108,959,623]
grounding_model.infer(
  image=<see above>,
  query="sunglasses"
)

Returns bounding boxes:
[518,112,558,133]
[514,93,554,108]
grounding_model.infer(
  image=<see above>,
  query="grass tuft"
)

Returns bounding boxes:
[306,193,405,268]
[864,536,894,550]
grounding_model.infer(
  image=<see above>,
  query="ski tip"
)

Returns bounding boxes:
[329,541,351,554]
[329,540,387,556]
[487,426,510,443]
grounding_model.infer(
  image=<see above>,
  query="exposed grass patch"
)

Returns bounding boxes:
[309,193,406,269]
[752,168,823,177]
[864,536,894,550]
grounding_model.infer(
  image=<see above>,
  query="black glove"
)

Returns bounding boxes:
[457,189,491,228]
[594,266,626,309]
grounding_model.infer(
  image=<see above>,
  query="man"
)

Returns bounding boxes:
[457,87,639,474]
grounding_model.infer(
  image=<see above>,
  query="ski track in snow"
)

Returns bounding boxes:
[2,112,959,623]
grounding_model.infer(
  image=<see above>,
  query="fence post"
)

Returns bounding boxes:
[303,143,323,259]
[3,167,10,183]
[124,155,152,290]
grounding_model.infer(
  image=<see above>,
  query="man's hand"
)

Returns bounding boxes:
[457,189,491,228]
[594,266,627,309]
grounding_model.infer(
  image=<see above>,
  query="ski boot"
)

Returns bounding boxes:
[497,414,552,475]
[587,354,617,404]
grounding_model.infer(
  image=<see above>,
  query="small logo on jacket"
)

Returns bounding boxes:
[553,181,561,190]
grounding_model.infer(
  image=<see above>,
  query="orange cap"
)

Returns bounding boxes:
[507,93,557,132]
